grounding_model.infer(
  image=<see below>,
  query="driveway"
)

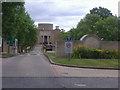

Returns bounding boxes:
[2,45,119,88]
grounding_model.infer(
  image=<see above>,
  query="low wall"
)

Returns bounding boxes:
[2,41,9,53]
[56,40,81,57]
[56,40,120,57]
[100,41,119,50]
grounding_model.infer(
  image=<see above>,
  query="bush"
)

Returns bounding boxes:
[71,44,90,58]
[71,44,119,59]
[100,49,118,59]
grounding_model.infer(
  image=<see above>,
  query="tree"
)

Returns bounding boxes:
[95,16,119,41]
[60,29,69,40]
[0,2,2,36]
[2,2,24,40]
[90,6,113,19]
[2,2,38,53]
[68,14,101,40]
[77,14,101,33]
[68,28,79,40]
[52,6,119,41]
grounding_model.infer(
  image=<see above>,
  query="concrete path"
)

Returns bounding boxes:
[52,65,119,77]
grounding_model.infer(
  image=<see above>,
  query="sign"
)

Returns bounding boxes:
[7,38,18,46]
[7,39,15,45]
[65,42,73,53]
[66,36,71,41]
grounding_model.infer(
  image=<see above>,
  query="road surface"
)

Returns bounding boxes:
[2,45,119,88]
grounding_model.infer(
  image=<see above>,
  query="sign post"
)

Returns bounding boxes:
[65,36,72,60]
[7,38,18,54]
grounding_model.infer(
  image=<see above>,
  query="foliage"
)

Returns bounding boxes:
[60,29,69,40]
[47,52,55,57]
[94,16,119,41]
[2,2,38,52]
[0,2,2,36]
[71,44,119,59]
[61,6,119,41]
[52,58,118,68]
[90,6,113,19]
[68,28,79,40]
[2,2,24,40]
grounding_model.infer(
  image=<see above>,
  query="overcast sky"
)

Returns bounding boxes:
[25,0,119,31]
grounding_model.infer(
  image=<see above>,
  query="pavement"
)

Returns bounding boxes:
[1,45,119,88]
[51,65,119,77]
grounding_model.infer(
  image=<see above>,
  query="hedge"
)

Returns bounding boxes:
[71,44,119,59]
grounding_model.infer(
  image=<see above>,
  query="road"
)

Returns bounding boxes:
[2,45,119,88]
[2,45,54,77]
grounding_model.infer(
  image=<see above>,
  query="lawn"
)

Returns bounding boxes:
[46,52,55,56]
[47,52,119,68]
[52,58,118,68]
[0,53,18,58]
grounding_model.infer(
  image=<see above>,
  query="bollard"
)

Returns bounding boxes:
[43,49,46,53]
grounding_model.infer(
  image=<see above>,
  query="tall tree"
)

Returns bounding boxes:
[0,2,2,36]
[77,14,101,33]
[2,2,38,52]
[90,7,113,19]
[66,13,119,41]
[2,2,25,40]
[68,14,101,40]
[95,16,119,41]
[60,29,69,40]
[68,28,78,40]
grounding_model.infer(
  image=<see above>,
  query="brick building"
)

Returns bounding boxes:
[38,23,61,45]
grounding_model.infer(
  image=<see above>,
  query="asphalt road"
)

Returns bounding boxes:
[2,45,54,77]
[2,45,119,88]
[2,77,119,88]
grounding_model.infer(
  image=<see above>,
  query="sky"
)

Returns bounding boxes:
[25,0,119,31]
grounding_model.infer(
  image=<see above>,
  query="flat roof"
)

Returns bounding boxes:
[38,23,53,25]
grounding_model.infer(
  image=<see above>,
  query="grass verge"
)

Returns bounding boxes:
[52,58,118,68]
[47,52,119,68]
[1,53,18,58]
[46,52,55,56]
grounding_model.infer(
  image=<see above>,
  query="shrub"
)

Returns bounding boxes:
[100,49,118,59]
[71,44,119,59]
[89,49,102,59]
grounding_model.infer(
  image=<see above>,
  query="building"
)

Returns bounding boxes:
[38,23,61,46]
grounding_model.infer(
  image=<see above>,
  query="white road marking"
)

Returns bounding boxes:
[20,55,24,56]
[74,83,86,87]
[27,54,30,56]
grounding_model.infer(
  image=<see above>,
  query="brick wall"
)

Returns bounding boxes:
[38,24,53,30]
[56,40,120,57]
[101,41,119,50]
[56,40,82,57]
[53,30,60,44]
[2,41,9,53]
